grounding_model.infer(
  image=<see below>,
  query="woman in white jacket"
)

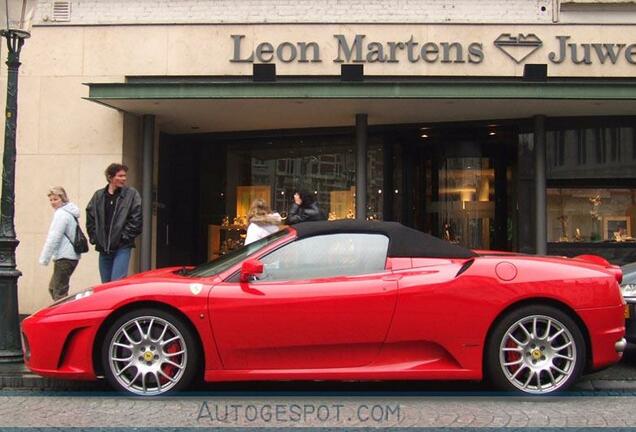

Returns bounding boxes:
[244,199,282,245]
[39,187,81,301]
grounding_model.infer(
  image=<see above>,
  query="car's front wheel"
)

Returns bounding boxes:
[101,308,199,396]
[485,304,586,394]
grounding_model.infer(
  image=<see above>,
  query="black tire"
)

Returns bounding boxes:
[100,307,199,396]
[485,304,586,394]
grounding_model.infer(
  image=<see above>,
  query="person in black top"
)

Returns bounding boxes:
[287,190,326,224]
[86,163,142,282]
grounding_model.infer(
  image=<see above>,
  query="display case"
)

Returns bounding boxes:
[547,188,636,243]
[208,224,246,260]
[329,187,356,220]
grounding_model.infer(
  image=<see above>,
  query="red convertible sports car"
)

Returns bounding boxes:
[22,221,626,396]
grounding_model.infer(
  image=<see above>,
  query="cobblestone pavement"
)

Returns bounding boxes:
[2,390,636,428]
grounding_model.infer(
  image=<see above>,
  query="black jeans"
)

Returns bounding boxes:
[49,258,79,301]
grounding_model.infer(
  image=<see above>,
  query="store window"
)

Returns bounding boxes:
[207,134,384,258]
[545,123,636,245]
[546,126,636,179]
[548,188,636,243]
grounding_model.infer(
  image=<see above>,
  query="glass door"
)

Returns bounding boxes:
[430,157,495,250]
[406,127,514,251]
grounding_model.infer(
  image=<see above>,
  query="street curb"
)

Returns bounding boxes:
[0,373,109,391]
[2,372,636,393]
[586,379,636,391]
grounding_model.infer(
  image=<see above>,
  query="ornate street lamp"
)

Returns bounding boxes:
[0,0,36,363]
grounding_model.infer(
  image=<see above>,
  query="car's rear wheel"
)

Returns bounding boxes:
[485,304,586,394]
[101,308,198,396]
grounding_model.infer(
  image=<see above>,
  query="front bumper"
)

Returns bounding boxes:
[21,309,110,380]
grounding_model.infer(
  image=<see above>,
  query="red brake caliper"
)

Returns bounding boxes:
[159,342,181,384]
[505,338,521,373]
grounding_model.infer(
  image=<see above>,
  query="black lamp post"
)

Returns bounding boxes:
[0,0,35,363]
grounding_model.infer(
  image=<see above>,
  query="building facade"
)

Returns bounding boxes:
[8,0,636,313]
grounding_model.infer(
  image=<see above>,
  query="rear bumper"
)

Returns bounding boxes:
[21,309,109,380]
[578,304,626,370]
[625,300,636,343]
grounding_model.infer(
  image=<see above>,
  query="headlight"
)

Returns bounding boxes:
[52,288,94,306]
[621,283,636,299]
[74,289,94,300]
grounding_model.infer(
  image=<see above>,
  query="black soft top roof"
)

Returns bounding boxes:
[292,220,476,259]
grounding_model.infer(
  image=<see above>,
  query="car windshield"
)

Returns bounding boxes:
[185,228,290,278]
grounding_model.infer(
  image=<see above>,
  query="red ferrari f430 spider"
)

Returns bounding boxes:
[22,221,626,395]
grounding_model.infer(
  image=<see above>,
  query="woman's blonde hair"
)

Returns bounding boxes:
[247,198,272,222]
[47,186,69,203]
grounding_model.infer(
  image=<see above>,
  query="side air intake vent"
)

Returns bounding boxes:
[455,259,475,277]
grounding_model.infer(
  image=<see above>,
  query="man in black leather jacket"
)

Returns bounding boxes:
[86,163,142,282]
[287,190,326,224]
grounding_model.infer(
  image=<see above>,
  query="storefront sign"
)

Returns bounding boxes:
[230,33,636,66]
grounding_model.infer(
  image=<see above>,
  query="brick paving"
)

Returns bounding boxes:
[1,392,636,428]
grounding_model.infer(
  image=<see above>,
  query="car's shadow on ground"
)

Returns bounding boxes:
[13,346,636,397]
[184,345,636,395]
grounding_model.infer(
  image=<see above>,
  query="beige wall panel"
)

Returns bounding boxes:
[20,27,85,77]
[15,155,81,237]
[70,252,102,295]
[16,232,43,314]
[16,76,41,155]
[167,25,241,76]
[20,233,101,314]
[7,23,631,78]
[161,24,636,77]
[38,77,122,155]
[83,27,168,76]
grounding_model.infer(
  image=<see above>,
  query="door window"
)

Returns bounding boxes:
[257,233,389,282]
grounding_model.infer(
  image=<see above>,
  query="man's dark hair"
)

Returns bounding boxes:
[105,163,128,182]
[296,190,316,207]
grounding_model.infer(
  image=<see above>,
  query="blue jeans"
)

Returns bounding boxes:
[99,247,132,283]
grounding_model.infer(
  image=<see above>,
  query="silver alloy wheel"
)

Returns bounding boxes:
[499,314,577,394]
[108,315,188,396]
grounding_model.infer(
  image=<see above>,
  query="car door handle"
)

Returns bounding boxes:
[382,274,403,281]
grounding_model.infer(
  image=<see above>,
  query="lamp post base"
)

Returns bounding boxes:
[0,237,22,363]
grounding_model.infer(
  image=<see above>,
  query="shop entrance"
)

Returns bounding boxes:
[403,126,516,251]
[156,124,516,268]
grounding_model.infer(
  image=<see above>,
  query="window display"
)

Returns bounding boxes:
[547,188,636,243]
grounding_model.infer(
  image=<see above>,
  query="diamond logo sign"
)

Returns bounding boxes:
[494,33,543,64]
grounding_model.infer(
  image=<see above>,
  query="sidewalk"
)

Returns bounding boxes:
[2,360,636,392]
[0,362,109,391]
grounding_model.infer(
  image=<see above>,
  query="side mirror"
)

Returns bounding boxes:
[240,258,264,283]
